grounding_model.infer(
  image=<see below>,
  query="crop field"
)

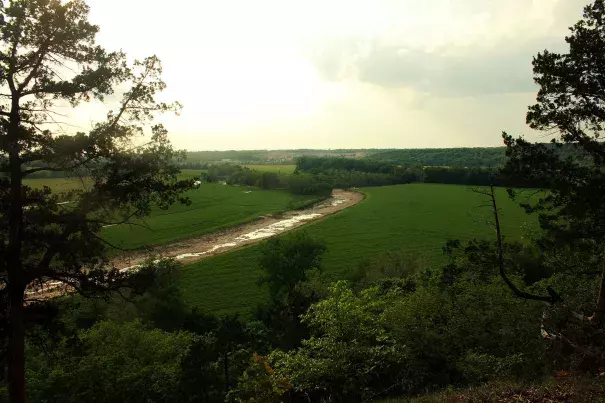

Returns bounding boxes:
[179,184,539,315]
[22,171,312,251]
[22,169,203,193]
[23,177,93,192]
[178,169,205,179]
[102,183,316,250]
[244,164,296,174]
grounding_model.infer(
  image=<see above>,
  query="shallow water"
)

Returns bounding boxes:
[234,213,321,241]
[27,191,359,297]
[117,212,323,272]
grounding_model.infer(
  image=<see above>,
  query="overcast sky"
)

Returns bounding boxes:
[74,0,586,150]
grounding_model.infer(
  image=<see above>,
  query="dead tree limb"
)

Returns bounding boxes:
[472,185,562,304]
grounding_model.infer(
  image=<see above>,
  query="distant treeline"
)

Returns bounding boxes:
[184,149,387,166]
[203,164,333,197]
[186,150,269,165]
[368,147,508,167]
[294,156,514,187]
[199,157,526,198]
[296,156,398,174]
[184,147,508,167]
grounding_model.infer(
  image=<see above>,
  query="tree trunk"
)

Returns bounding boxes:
[594,257,605,321]
[223,349,229,394]
[7,86,27,402]
[8,284,26,403]
[484,185,560,303]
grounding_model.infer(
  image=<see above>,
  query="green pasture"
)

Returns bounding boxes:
[179,184,539,315]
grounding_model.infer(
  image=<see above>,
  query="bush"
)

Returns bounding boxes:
[26,321,192,403]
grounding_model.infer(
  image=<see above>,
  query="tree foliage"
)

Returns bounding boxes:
[502,0,605,319]
[0,1,190,401]
[256,232,327,349]
[503,0,605,246]
[26,320,192,403]
[258,232,326,304]
[370,147,507,167]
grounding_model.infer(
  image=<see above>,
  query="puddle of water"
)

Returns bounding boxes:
[29,194,351,297]
[331,198,346,206]
[171,214,322,260]
[119,260,160,272]
[174,243,237,260]
[236,213,321,241]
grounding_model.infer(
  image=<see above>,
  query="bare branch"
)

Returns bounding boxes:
[487,184,562,304]
[18,38,53,93]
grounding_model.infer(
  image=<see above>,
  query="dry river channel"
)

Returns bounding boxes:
[26,189,364,299]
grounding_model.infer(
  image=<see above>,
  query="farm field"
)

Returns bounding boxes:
[243,164,296,174]
[22,169,203,193]
[179,183,539,315]
[23,176,93,192]
[102,183,317,251]
[178,169,205,179]
[22,170,314,252]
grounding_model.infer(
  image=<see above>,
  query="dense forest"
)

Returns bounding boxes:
[200,157,536,199]
[369,147,508,167]
[184,149,382,166]
[181,147,509,169]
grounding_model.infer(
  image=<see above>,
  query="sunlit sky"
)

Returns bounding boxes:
[73,0,586,150]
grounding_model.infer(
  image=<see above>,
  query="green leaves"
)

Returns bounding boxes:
[26,320,192,402]
[0,3,191,398]
[258,231,327,304]
[503,1,605,247]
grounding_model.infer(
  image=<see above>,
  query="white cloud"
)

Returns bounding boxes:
[61,0,591,149]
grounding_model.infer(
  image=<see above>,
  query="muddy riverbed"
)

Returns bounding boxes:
[26,189,363,299]
[115,189,363,269]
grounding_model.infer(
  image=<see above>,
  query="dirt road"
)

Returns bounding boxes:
[26,189,363,299]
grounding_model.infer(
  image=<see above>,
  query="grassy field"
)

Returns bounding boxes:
[102,183,316,251]
[179,184,539,315]
[22,169,204,193]
[22,170,313,251]
[23,177,93,192]
[178,169,205,179]
[244,164,296,174]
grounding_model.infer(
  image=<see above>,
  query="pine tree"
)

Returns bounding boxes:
[0,1,191,401]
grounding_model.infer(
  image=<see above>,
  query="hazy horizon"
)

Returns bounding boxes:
[185,145,507,152]
[63,0,585,150]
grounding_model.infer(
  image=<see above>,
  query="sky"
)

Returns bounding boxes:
[73,0,587,150]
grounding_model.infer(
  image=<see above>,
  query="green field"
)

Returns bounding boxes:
[102,183,316,250]
[23,169,203,193]
[23,177,93,192]
[244,164,296,174]
[179,184,539,315]
[23,171,314,251]
[178,169,205,179]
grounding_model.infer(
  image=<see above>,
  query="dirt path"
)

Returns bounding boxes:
[115,189,364,270]
[26,189,363,299]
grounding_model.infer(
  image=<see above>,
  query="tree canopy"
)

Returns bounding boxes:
[502,0,605,318]
[0,1,191,401]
